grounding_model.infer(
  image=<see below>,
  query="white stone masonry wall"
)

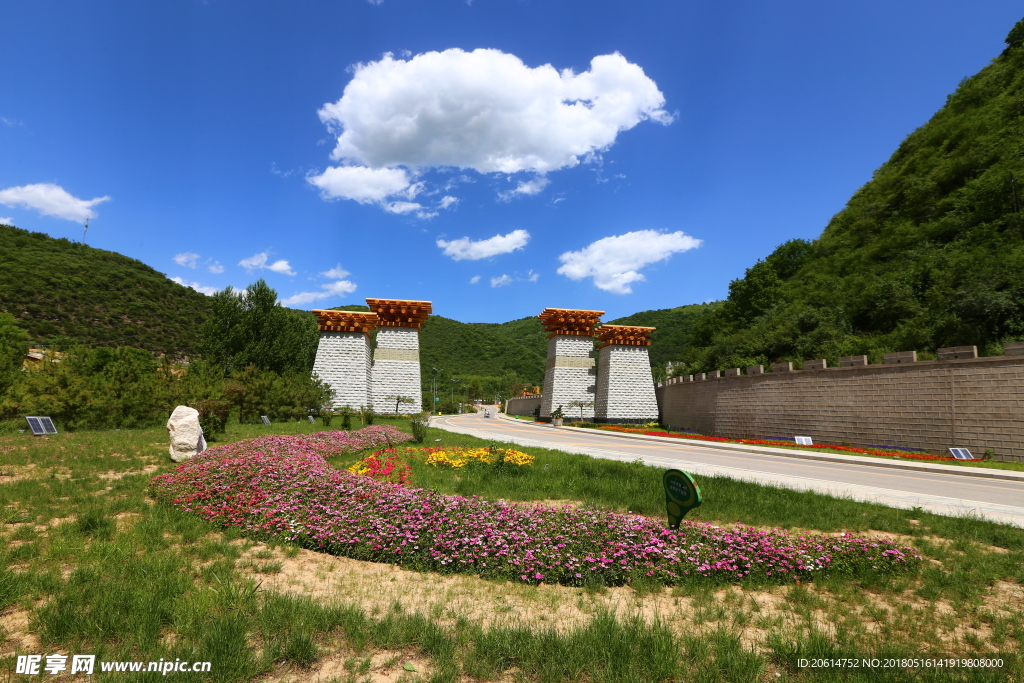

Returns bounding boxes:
[540,335,596,419]
[595,345,658,422]
[371,327,423,414]
[312,332,372,410]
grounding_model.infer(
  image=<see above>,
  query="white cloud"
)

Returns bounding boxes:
[0,117,21,127]
[469,275,481,284]
[0,217,12,225]
[173,252,200,268]
[384,200,422,214]
[308,165,411,203]
[208,262,224,274]
[267,260,296,275]
[490,274,513,287]
[557,230,702,294]
[239,252,296,276]
[170,276,218,296]
[321,265,351,279]
[279,279,358,307]
[312,48,670,212]
[499,177,550,201]
[436,229,530,261]
[0,183,110,222]
[526,269,539,282]
[439,195,458,209]
[320,49,670,173]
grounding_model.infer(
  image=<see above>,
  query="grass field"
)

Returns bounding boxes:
[0,417,1020,682]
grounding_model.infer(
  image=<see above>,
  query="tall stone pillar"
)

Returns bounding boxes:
[538,308,604,421]
[311,310,378,410]
[367,298,432,414]
[594,325,659,424]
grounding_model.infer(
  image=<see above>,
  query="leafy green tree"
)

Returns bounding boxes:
[200,279,319,374]
[0,313,31,394]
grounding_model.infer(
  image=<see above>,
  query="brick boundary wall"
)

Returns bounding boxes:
[506,395,543,417]
[655,346,1024,462]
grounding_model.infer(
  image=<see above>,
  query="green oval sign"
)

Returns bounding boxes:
[663,469,702,529]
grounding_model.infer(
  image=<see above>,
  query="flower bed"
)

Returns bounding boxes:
[347,449,412,484]
[346,446,534,483]
[594,426,960,461]
[151,432,922,587]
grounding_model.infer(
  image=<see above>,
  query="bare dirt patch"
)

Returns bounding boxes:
[0,608,39,656]
[96,465,160,480]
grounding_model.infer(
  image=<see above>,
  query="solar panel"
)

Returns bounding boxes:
[794,436,813,446]
[25,416,57,436]
[260,416,271,426]
[948,447,974,460]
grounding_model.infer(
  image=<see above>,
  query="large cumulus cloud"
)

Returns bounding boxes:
[309,49,670,213]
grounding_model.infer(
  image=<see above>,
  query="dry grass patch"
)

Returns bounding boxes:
[234,542,1021,657]
[260,645,434,683]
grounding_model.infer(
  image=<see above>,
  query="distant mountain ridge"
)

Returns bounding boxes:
[0,224,211,355]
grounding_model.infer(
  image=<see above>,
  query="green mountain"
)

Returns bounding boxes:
[667,18,1024,374]
[0,224,211,355]
[418,315,549,386]
[607,303,718,373]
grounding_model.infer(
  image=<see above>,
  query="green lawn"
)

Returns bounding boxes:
[0,419,1018,682]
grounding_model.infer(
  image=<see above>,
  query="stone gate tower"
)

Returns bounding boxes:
[594,325,659,423]
[367,298,432,414]
[311,309,378,410]
[538,308,604,421]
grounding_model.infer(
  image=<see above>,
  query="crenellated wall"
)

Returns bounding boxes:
[655,344,1024,461]
[506,395,543,417]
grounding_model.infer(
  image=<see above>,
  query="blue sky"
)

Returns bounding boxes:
[2,1,1021,324]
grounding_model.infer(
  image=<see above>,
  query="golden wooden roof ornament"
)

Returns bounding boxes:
[537,308,605,339]
[365,299,433,329]
[312,309,378,334]
[595,324,656,349]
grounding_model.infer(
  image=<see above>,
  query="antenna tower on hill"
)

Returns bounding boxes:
[82,218,89,244]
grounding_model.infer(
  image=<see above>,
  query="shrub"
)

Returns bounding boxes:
[360,405,375,426]
[193,398,230,441]
[410,413,429,443]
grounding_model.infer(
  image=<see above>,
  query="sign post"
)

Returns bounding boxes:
[663,469,702,529]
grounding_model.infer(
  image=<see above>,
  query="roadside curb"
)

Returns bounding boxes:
[493,412,1024,483]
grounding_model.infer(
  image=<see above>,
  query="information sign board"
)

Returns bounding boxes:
[663,469,702,529]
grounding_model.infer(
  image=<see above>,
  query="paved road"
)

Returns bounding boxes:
[432,410,1024,527]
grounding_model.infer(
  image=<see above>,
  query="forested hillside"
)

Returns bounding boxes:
[419,315,548,386]
[666,19,1024,374]
[0,224,211,355]
[607,304,717,373]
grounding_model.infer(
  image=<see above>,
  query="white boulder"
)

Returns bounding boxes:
[167,405,207,462]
